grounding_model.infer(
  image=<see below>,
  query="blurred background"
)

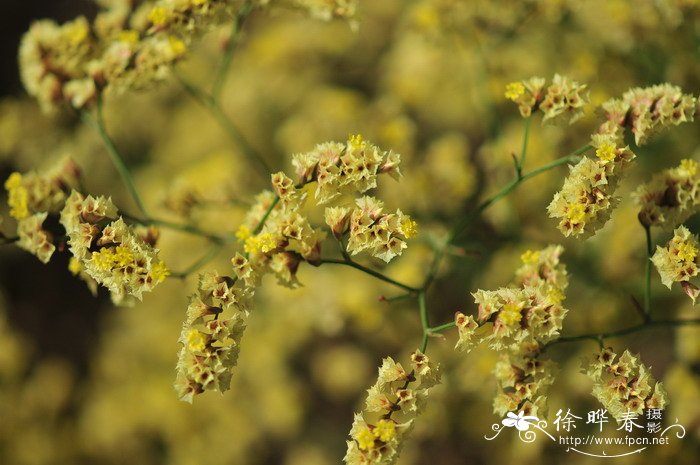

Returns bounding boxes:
[0,1,699,464]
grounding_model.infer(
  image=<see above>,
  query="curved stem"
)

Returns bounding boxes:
[170,242,224,278]
[176,72,272,181]
[643,224,653,321]
[211,1,255,100]
[543,318,700,350]
[319,258,420,293]
[81,98,149,216]
[122,213,231,243]
[418,291,430,352]
[422,144,591,290]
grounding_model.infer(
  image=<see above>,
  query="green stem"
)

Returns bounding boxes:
[518,116,531,174]
[176,72,272,181]
[122,213,231,243]
[211,1,255,100]
[319,258,419,293]
[421,144,591,290]
[253,196,279,235]
[643,224,653,321]
[82,98,149,216]
[418,291,430,352]
[170,242,224,278]
[428,321,456,333]
[544,318,700,349]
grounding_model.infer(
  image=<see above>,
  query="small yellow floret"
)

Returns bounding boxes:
[566,203,586,224]
[5,172,29,220]
[680,159,698,177]
[150,262,171,283]
[499,302,523,326]
[373,419,396,442]
[117,30,139,44]
[66,21,89,46]
[91,248,116,270]
[356,426,376,450]
[520,249,540,265]
[349,134,365,150]
[235,225,251,241]
[505,82,525,101]
[68,257,82,275]
[148,6,169,26]
[546,286,565,305]
[168,36,187,56]
[676,241,698,262]
[401,217,418,239]
[113,245,135,267]
[186,329,207,352]
[595,143,617,162]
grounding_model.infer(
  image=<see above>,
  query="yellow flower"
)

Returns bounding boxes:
[4,172,29,220]
[595,143,617,162]
[235,225,251,241]
[505,82,525,101]
[148,6,169,26]
[373,419,396,442]
[90,248,116,271]
[186,329,207,352]
[117,30,139,44]
[168,36,187,56]
[566,203,586,224]
[113,245,135,267]
[149,262,171,283]
[65,20,89,46]
[499,302,523,326]
[68,257,82,275]
[349,134,365,150]
[546,286,565,305]
[520,249,540,265]
[400,216,418,239]
[676,241,698,262]
[355,426,376,450]
[680,159,698,177]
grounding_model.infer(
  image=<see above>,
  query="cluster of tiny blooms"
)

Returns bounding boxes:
[292,134,402,205]
[504,74,589,124]
[597,84,697,146]
[344,351,440,465]
[19,0,358,112]
[175,261,261,402]
[455,246,568,417]
[492,344,556,418]
[235,185,326,288]
[456,245,569,352]
[634,158,700,229]
[651,225,700,304]
[327,196,418,263]
[583,347,669,421]
[180,136,412,401]
[3,158,81,263]
[547,135,636,238]
[61,191,170,305]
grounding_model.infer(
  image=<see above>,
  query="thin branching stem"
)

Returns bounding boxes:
[211,1,255,100]
[319,258,420,293]
[170,243,225,279]
[643,224,653,321]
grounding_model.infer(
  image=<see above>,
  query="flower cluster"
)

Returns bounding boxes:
[547,137,636,238]
[583,347,669,421]
[597,84,697,146]
[634,158,700,229]
[292,135,402,205]
[175,262,260,402]
[19,0,359,112]
[456,246,568,417]
[505,74,589,124]
[4,158,81,263]
[456,245,569,352]
[651,225,700,303]
[270,0,358,21]
[492,346,556,418]
[344,351,440,465]
[326,196,417,263]
[61,191,169,305]
[235,187,326,287]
